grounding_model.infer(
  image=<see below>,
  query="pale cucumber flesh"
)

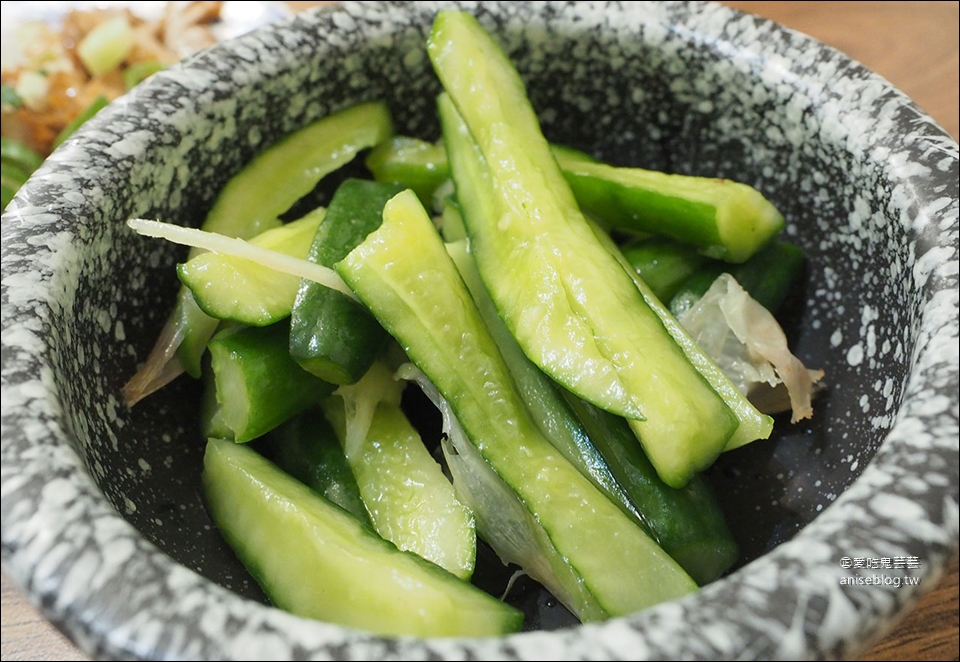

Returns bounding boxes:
[336,189,698,621]
[202,437,523,637]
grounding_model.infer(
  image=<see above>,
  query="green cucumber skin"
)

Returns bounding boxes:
[439,197,468,242]
[445,240,646,531]
[669,240,806,317]
[177,101,394,376]
[202,438,523,637]
[561,391,739,585]
[555,155,785,264]
[254,407,371,525]
[435,92,632,420]
[365,132,778,273]
[592,224,773,458]
[621,237,706,303]
[337,188,697,622]
[669,266,725,318]
[166,289,219,379]
[563,167,723,250]
[204,322,334,443]
[289,179,403,384]
[436,78,737,489]
[365,136,450,206]
[202,100,395,241]
[731,241,804,312]
[365,135,597,208]
[453,228,738,584]
[178,209,325,327]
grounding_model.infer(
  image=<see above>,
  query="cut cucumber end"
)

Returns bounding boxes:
[714,183,785,263]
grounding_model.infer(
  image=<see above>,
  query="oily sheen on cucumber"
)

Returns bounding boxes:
[561,391,740,585]
[444,239,644,530]
[365,136,449,206]
[178,208,326,326]
[553,151,784,264]
[446,239,737,585]
[202,438,522,637]
[336,189,697,622]
[323,361,476,580]
[203,322,334,443]
[364,135,597,209]
[429,11,738,488]
[590,224,774,452]
[254,407,371,525]
[176,100,395,377]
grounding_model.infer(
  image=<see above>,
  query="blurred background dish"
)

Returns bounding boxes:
[0,1,289,66]
[1,1,957,660]
[1,1,290,208]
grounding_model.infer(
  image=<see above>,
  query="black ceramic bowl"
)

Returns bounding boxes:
[2,2,957,659]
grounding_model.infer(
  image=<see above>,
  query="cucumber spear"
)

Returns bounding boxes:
[429,11,737,488]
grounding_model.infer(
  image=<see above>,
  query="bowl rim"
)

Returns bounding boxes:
[2,1,958,660]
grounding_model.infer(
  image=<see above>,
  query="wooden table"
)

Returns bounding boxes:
[2,2,957,660]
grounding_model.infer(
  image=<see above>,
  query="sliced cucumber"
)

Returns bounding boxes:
[445,239,644,529]
[621,237,706,303]
[202,438,523,637]
[668,240,806,317]
[255,407,371,525]
[365,136,449,206]
[201,100,394,241]
[336,188,697,622]
[177,100,394,377]
[555,153,785,263]
[127,101,393,399]
[365,135,597,209]
[561,391,739,585]
[203,322,333,443]
[288,179,400,384]
[448,239,737,585]
[436,75,736,488]
[589,222,774,453]
[178,208,325,326]
[324,362,476,580]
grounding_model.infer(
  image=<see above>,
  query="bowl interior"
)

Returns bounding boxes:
[5,0,951,649]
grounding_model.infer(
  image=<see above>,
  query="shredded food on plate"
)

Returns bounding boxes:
[1,2,224,157]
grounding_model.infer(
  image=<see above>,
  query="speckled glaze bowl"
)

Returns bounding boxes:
[2,1,957,659]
